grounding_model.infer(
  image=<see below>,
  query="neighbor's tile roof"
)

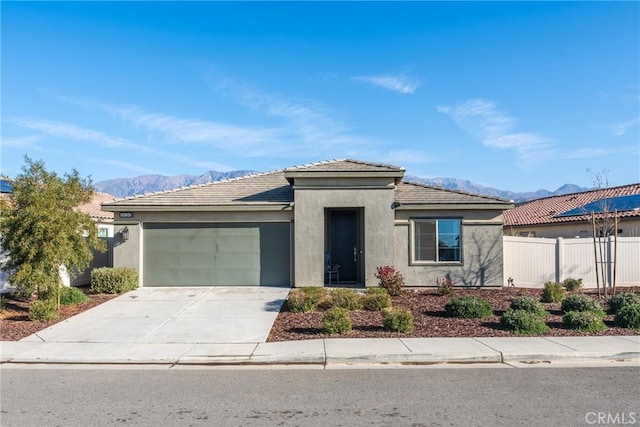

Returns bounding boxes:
[77,192,117,220]
[395,181,511,205]
[503,183,640,227]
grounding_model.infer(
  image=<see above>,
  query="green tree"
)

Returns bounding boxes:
[0,157,106,305]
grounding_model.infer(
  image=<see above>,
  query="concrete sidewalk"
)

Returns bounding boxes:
[2,336,638,366]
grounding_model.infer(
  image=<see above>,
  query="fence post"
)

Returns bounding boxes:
[556,237,563,283]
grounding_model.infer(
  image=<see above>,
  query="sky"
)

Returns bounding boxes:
[1,1,639,193]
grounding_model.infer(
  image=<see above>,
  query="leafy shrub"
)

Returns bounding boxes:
[286,287,327,313]
[500,309,549,335]
[562,277,583,292]
[28,299,58,322]
[322,307,352,335]
[563,310,606,332]
[444,296,493,319]
[374,266,405,296]
[614,303,640,329]
[362,288,392,311]
[90,267,138,294]
[509,296,548,317]
[0,295,5,314]
[607,293,640,315]
[561,294,604,316]
[330,288,363,310]
[435,277,455,296]
[541,281,565,303]
[382,307,414,333]
[59,287,89,305]
[316,294,335,311]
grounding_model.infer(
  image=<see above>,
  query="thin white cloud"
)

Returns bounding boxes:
[1,135,43,148]
[599,117,639,136]
[102,160,162,175]
[436,99,553,160]
[353,75,420,94]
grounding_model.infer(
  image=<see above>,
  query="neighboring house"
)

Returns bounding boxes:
[503,183,640,238]
[102,159,513,288]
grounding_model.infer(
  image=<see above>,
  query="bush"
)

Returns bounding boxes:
[615,303,640,329]
[382,307,414,333]
[90,267,138,294]
[435,277,455,296]
[444,296,493,319]
[374,266,405,296]
[362,288,392,311]
[330,288,363,310]
[500,309,549,335]
[607,293,640,314]
[316,294,335,311]
[563,310,606,332]
[562,277,583,292]
[561,294,604,315]
[322,307,352,335]
[541,281,565,303]
[59,287,89,306]
[28,299,58,322]
[286,287,327,313]
[509,296,548,317]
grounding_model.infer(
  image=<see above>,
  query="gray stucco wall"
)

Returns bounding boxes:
[293,183,396,287]
[394,210,505,287]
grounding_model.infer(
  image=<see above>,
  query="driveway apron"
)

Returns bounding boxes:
[21,287,290,344]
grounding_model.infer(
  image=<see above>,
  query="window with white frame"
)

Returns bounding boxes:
[412,218,461,263]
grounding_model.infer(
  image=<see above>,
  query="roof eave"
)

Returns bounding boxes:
[101,203,293,213]
[396,202,514,210]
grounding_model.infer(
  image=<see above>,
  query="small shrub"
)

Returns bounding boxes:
[615,302,640,329]
[607,293,640,314]
[509,296,548,318]
[59,287,89,306]
[90,267,138,294]
[286,287,327,313]
[562,277,583,292]
[382,307,414,333]
[541,281,565,303]
[316,294,335,311]
[563,310,606,332]
[28,299,58,322]
[444,296,493,319]
[362,288,392,311]
[561,294,604,316]
[330,288,363,310]
[435,277,455,296]
[322,307,352,335]
[500,309,549,335]
[374,266,405,296]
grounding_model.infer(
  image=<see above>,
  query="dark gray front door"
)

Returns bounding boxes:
[327,209,363,284]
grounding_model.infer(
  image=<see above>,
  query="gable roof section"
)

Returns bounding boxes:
[76,192,117,221]
[395,181,512,208]
[503,183,640,227]
[285,158,405,173]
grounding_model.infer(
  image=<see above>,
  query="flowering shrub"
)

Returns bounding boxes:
[435,277,456,296]
[374,266,405,296]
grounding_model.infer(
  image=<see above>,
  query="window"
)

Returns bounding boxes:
[412,218,461,263]
[98,227,109,238]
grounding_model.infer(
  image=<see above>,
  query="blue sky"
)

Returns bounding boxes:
[2,1,639,192]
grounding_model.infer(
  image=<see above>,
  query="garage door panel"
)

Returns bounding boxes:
[143,223,290,287]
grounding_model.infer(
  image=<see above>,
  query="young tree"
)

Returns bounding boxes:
[0,157,106,304]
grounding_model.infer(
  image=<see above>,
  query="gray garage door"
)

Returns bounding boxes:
[143,223,291,287]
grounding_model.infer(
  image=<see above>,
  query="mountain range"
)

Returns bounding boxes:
[94,170,588,203]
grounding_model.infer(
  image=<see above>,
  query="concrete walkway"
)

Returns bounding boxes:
[0,287,638,367]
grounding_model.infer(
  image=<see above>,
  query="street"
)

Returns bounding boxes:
[1,366,638,426]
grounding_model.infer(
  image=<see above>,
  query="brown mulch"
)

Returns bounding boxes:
[267,287,640,342]
[0,287,118,341]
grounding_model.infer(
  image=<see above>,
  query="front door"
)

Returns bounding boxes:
[326,209,363,284]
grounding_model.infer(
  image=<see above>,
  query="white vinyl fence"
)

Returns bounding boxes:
[503,236,640,288]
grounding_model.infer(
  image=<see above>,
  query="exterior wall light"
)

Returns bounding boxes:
[121,226,130,241]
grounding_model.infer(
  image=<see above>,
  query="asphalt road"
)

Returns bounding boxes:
[1,366,638,426]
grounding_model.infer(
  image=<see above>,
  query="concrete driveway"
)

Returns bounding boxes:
[21,287,290,345]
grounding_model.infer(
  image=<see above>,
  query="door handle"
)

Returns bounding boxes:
[353,246,357,262]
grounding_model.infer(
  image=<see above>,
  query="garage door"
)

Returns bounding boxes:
[143,223,291,287]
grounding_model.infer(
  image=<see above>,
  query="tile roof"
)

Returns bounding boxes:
[503,183,640,227]
[77,192,117,220]
[284,158,405,173]
[395,181,512,205]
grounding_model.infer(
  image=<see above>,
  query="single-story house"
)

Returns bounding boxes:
[503,183,640,238]
[102,159,513,288]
